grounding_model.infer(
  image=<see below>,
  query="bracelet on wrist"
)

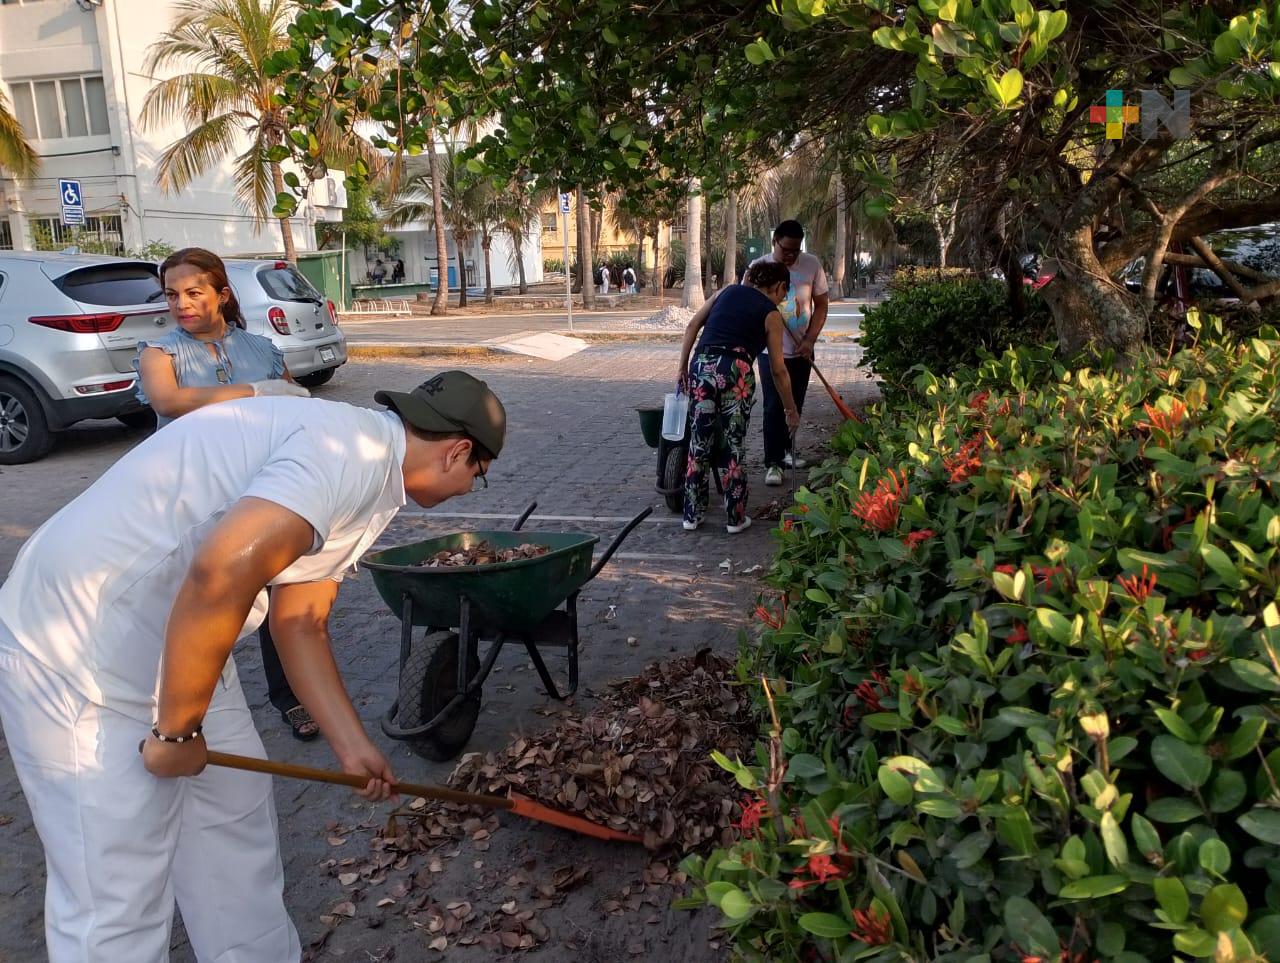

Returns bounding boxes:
[151,723,203,744]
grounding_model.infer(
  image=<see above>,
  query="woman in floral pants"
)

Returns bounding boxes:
[676,261,800,533]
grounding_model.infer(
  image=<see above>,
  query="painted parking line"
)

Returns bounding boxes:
[396,510,686,525]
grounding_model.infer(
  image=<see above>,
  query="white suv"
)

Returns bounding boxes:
[0,252,169,464]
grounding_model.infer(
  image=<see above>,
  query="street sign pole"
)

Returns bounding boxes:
[560,192,573,333]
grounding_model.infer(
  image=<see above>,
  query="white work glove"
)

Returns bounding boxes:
[251,379,310,399]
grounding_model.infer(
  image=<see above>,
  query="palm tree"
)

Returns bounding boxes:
[385,143,488,308]
[576,187,595,309]
[141,0,376,263]
[0,89,39,179]
[683,179,705,309]
[498,178,545,295]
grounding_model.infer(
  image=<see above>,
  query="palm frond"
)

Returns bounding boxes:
[233,138,275,222]
[152,111,241,195]
[0,87,39,179]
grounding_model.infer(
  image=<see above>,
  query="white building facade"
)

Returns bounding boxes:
[0,0,342,255]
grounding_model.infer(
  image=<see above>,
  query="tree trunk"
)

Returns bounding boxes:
[683,181,705,309]
[455,231,469,308]
[1041,227,1146,355]
[576,187,595,310]
[513,230,528,294]
[703,196,713,291]
[724,194,738,288]
[650,227,661,295]
[271,163,298,263]
[482,230,494,305]
[426,129,450,315]
[833,174,848,300]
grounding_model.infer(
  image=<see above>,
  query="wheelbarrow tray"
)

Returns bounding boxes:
[364,531,600,634]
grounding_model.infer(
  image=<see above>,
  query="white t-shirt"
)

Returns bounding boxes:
[0,396,406,721]
[747,252,829,358]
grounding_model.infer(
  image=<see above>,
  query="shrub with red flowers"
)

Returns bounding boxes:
[687,328,1280,962]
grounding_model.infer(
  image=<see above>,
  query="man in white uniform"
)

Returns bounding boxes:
[0,371,505,962]
[744,220,830,486]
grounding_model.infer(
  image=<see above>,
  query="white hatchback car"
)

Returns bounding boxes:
[222,259,347,387]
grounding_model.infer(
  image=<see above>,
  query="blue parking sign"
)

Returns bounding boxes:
[59,179,84,226]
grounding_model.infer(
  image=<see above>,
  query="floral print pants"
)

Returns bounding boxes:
[684,349,756,527]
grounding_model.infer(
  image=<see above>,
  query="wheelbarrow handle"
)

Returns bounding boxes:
[589,507,652,581]
[512,501,537,532]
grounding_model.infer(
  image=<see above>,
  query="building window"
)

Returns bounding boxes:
[0,220,12,251]
[7,75,110,140]
[30,214,123,252]
[541,212,558,234]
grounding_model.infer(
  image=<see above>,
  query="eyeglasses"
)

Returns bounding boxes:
[472,466,488,492]
[775,242,802,256]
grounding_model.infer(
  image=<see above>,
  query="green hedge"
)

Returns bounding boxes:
[860,277,1052,394]
[685,316,1280,962]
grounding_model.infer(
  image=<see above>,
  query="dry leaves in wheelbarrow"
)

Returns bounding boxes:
[450,648,753,852]
[416,540,550,568]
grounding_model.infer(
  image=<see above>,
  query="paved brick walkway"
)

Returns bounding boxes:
[0,341,875,962]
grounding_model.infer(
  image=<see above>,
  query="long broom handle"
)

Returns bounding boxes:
[205,750,514,812]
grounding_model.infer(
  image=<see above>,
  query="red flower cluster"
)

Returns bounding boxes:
[850,906,893,946]
[782,519,795,534]
[788,853,847,890]
[967,390,991,411]
[845,670,890,722]
[851,470,908,532]
[995,563,1017,575]
[1007,622,1030,645]
[1119,565,1157,602]
[943,436,984,484]
[1140,400,1188,434]
[1034,564,1065,590]
[903,528,936,550]
[735,796,768,835]
[755,597,788,630]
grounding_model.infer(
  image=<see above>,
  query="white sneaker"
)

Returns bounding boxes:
[683,519,701,531]
[726,516,753,535]
[783,452,809,469]
[764,466,784,486]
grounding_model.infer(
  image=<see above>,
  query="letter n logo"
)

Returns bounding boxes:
[1140,90,1191,140]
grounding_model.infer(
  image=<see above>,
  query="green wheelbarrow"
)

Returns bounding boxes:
[362,502,651,761]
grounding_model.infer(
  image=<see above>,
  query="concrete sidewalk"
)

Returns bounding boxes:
[340,300,876,354]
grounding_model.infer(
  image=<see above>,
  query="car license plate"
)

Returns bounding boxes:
[320,347,336,363]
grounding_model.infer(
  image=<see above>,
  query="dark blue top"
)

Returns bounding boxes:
[694,284,775,361]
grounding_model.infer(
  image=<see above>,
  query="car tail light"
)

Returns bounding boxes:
[326,299,338,326]
[274,261,289,270]
[74,379,135,395]
[29,312,126,334]
[268,307,291,334]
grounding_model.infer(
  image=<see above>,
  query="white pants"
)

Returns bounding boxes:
[0,645,300,963]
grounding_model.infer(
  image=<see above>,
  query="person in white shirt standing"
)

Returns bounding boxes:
[745,220,830,486]
[0,371,505,963]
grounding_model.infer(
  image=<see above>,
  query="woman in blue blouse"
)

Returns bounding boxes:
[134,247,318,741]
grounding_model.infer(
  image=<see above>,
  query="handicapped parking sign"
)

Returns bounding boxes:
[59,179,84,226]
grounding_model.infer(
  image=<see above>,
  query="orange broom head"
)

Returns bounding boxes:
[508,791,644,844]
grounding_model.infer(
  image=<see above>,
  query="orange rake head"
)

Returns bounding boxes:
[508,791,643,844]
[811,363,864,423]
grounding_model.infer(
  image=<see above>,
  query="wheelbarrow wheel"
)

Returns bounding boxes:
[397,630,481,762]
[661,442,686,514]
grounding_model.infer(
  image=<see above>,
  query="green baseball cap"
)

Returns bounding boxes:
[375,371,506,458]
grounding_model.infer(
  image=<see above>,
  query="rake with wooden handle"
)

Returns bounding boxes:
[811,363,863,423]
[205,750,642,844]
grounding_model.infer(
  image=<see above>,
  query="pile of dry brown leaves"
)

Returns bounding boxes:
[450,648,752,851]
[303,650,753,958]
[416,541,550,568]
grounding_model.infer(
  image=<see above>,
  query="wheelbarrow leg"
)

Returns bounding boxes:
[398,594,414,670]
[458,596,478,695]
[522,593,580,701]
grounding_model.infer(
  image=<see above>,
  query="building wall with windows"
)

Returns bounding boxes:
[0,0,343,255]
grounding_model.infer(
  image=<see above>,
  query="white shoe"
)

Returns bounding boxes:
[683,519,701,531]
[783,452,808,469]
[764,467,784,486]
[726,516,753,535]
